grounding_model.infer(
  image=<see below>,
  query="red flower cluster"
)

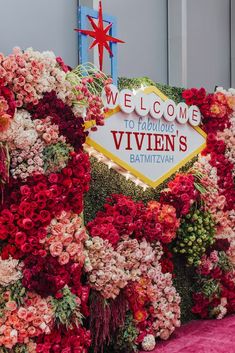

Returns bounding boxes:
[88,194,143,246]
[0,85,16,132]
[210,152,234,210]
[161,174,198,217]
[28,91,87,152]
[0,144,9,189]
[88,195,179,246]
[182,87,207,106]
[0,152,90,260]
[160,245,175,274]
[192,261,235,319]
[0,86,16,117]
[23,255,71,297]
[183,88,232,133]
[36,326,91,353]
[135,201,179,244]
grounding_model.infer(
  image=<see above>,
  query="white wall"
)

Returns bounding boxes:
[187,0,231,90]
[0,0,78,67]
[232,0,235,87]
[0,0,233,90]
[101,0,168,83]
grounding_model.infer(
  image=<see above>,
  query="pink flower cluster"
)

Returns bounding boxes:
[43,211,88,266]
[0,257,22,287]
[0,48,75,107]
[0,110,44,180]
[75,76,112,128]
[84,237,128,299]
[10,139,44,180]
[0,292,53,349]
[34,117,66,145]
[117,238,162,281]
[126,268,181,343]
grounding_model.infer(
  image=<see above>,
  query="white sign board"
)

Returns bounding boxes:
[86,86,206,188]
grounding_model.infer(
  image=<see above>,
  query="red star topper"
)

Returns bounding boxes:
[75,1,125,71]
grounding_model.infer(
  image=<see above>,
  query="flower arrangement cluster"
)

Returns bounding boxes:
[86,194,181,352]
[179,86,235,319]
[88,194,179,246]
[0,48,112,353]
[192,241,235,319]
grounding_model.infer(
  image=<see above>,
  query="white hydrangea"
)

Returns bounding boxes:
[142,334,156,351]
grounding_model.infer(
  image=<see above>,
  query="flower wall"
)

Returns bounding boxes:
[0,48,109,353]
[0,49,234,353]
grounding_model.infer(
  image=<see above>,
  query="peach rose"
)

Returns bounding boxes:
[62,234,73,247]
[6,301,17,311]
[26,311,35,322]
[58,252,70,265]
[160,329,170,340]
[66,242,79,257]
[49,241,63,257]
[28,326,36,336]
[32,317,43,327]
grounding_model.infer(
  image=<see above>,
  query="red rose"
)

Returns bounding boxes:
[15,231,26,245]
[0,225,8,240]
[21,243,32,253]
[20,185,31,196]
[39,210,51,224]
[48,173,59,184]
[22,218,34,230]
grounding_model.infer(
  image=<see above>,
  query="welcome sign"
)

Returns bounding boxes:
[86,86,207,188]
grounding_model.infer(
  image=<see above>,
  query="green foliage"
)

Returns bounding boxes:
[201,278,220,298]
[118,77,184,103]
[218,251,234,272]
[0,280,26,316]
[114,313,138,353]
[51,286,83,328]
[9,280,26,306]
[0,344,28,353]
[43,141,72,174]
[173,209,216,266]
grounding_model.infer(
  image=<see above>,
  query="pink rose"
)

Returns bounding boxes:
[17,307,28,320]
[160,329,170,340]
[62,234,73,247]
[49,241,63,257]
[26,311,35,322]
[66,242,79,257]
[6,301,17,311]
[58,252,70,265]
[28,326,36,336]
[48,173,59,184]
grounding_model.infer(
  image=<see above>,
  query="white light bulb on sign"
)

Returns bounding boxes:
[135,92,150,117]
[188,105,201,126]
[149,93,164,120]
[164,99,177,122]
[119,89,135,114]
[101,84,119,110]
[176,102,189,124]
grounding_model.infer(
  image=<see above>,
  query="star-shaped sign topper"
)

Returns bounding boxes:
[75,0,125,71]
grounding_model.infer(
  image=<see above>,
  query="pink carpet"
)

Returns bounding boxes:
[144,315,235,353]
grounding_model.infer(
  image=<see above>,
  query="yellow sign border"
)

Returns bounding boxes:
[85,86,207,188]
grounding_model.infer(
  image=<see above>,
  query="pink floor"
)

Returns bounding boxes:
[145,315,235,353]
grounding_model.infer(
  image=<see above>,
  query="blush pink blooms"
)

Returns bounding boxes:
[43,211,88,266]
[0,293,53,349]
